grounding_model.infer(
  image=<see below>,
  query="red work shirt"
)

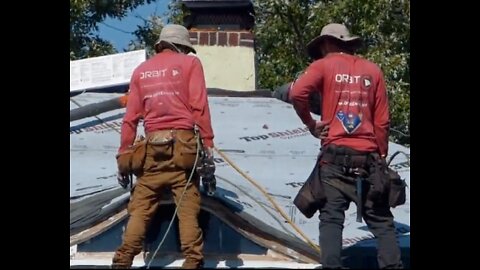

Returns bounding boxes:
[119,50,214,152]
[290,53,390,156]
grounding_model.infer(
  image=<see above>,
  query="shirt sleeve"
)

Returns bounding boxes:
[119,72,143,153]
[373,71,390,156]
[289,63,323,126]
[188,57,214,148]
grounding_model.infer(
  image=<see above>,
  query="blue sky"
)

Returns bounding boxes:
[95,1,169,52]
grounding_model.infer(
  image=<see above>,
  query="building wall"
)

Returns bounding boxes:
[190,31,256,91]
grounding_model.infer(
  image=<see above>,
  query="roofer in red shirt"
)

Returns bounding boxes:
[112,24,214,269]
[290,23,403,268]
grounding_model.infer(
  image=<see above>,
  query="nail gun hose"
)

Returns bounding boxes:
[70,95,128,122]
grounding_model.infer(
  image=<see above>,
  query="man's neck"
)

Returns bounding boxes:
[161,48,177,53]
[325,50,351,57]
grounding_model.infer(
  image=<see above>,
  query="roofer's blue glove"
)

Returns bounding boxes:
[117,172,132,189]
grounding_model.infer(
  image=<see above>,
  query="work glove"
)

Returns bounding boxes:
[197,147,216,196]
[197,147,215,178]
[117,172,132,189]
[307,120,329,140]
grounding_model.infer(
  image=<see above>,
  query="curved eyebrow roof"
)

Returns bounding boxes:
[70,93,410,259]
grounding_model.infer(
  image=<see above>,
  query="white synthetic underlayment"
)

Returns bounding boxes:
[70,93,410,267]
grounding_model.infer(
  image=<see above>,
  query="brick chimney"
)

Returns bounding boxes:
[182,0,256,91]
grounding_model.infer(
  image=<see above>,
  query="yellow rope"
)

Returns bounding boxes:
[213,146,321,253]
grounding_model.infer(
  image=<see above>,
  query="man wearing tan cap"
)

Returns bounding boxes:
[290,23,403,268]
[112,24,214,269]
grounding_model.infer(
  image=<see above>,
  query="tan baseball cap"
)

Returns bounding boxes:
[306,23,362,60]
[154,24,196,54]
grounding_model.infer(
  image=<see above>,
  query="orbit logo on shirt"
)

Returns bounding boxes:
[361,75,373,90]
[140,69,167,79]
[169,66,183,80]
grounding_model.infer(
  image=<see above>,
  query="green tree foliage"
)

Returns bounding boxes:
[70,0,153,60]
[126,15,163,57]
[126,0,188,57]
[70,0,409,145]
[70,0,185,58]
[254,0,410,144]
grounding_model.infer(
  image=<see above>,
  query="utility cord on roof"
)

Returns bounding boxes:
[213,147,322,254]
[387,151,410,167]
[215,175,298,238]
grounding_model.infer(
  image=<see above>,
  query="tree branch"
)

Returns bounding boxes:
[273,1,307,58]
[285,8,307,57]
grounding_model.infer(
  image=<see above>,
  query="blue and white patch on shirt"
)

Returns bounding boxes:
[337,110,362,134]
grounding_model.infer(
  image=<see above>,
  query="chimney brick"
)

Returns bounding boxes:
[209,32,217,46]
[240,32,254,40]
[228,32,239,46]
[199,32,209,45]
[189,32,198,45]
[190,31,254,47]
[218,32,228,46]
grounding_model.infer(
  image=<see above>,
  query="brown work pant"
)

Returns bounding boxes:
[112,130,203,269]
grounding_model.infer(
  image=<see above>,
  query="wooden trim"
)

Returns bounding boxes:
[73,251,290,262]
[70,209,128,246]
[70,197,320,264]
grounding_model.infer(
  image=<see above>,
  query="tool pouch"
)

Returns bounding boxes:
[387,167,407,207]
[294,160,326,219]
[130,137,147,176]
[116,150,134,175]
[116,136,147,177]
[365,153,389,203]
[148,131,175,161]
[173,131,198,170]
